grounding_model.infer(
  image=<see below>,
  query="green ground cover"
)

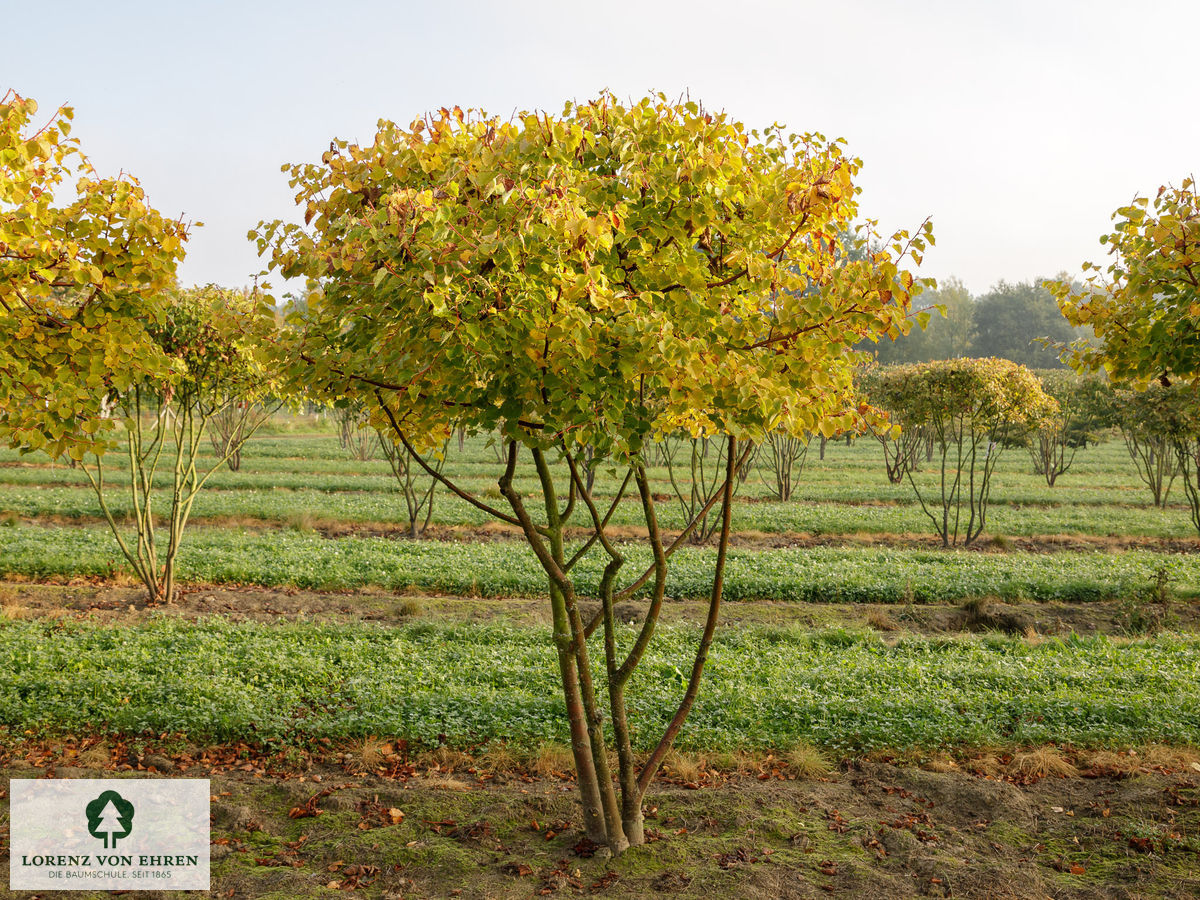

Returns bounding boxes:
[3,482,1193,536]
[1,524,1193,603]
[3,618,1196,752]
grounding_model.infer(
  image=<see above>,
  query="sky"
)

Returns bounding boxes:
[5,0,1198,297]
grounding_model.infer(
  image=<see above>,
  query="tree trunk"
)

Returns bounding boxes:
[548,584,609,844]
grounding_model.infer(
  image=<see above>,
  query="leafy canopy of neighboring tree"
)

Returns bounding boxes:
[256,93,932,853]
[0,92,190,460]
[1051,179,1200,385]
[1051,180,1200,533]
[872,358,1055,547]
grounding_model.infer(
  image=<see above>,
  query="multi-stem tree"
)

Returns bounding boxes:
[859,365,925,484]
[876,421,925,484]
[377,430,447,537]
[1114,385,1184,508]
[1167,387,1200,535]
[1022,371,1114,487]
[335,400,380,461]
[757,430,808,501]
[256,94,931,853]
[660,433,749,542]
[208,397,279,472]
[874,358,1055,547]
[76,286,277,603]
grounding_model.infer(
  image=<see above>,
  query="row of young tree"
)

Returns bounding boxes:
[4,88,1199,854]
[861,360,1200,547]
[52,330,1196,598]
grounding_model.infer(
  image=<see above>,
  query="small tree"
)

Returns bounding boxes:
[875,358,1055,547]
[1165,386,1200,535]
[75,287,277,603]
[877,423,925,484]
[377,431,447,537]
[207,398,279,472]
[859,366,925,484]
[1115,385,1184,507]
[660,433,750,542]
[757,430,808,501]
[257,94,930,852]
[1023,371,1115,487]
[335,401,380,461]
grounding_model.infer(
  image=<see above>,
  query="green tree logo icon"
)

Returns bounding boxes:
[86,790,135,849]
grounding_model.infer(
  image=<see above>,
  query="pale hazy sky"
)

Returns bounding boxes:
[6,0,1198,296]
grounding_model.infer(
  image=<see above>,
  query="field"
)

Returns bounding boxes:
[2,426,1200,898]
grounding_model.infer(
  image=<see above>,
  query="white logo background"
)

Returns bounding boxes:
[9,778,210,891]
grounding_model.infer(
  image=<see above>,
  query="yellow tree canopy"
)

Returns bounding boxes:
[0,92,189,459]
[256,94,933,457]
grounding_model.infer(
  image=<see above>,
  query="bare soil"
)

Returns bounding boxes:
[3,580,1198,638]
[3,750,1199,899]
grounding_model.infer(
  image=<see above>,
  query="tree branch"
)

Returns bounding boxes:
[376,391,523,527]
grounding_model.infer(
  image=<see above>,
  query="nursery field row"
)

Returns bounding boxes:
[2,618,1197,752]
[0,459,1162,508]
[2,525,1195,603]
[0,483,1195,538]
[0,431,1158,476]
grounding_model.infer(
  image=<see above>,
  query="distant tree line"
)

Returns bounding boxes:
[859,276,1090,368]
